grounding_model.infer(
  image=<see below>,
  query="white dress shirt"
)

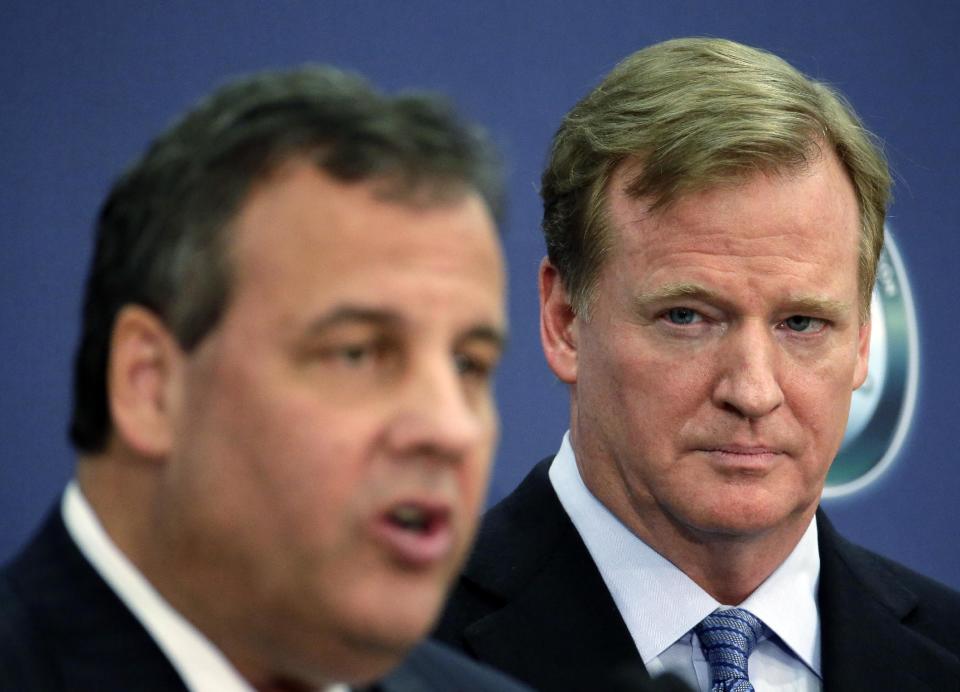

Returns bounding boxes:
[548,432,822,691]
[62,481,347,692]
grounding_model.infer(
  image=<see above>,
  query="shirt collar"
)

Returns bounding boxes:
[548,432,821,674]
[61,480,349,692]
[740,513,821,675]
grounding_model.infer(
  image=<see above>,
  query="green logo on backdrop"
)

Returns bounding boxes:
[825,230,919,497]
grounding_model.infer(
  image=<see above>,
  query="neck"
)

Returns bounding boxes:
[78,445,403,690]
[657,521,813,604]
[571,449,816,605]
[76,447,163,569]
[636,501,815,604]
[76,450,350,691]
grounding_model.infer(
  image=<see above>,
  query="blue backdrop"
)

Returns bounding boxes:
[3,1,958,589]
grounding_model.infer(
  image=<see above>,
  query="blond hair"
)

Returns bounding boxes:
[541,37,890,322]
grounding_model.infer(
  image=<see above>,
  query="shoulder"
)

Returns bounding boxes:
[0,505,100,689]
[818,511,960,650]
[840,532,960,602]
[0,557,63,689]
[384,639,532,691]
[0,506,189,691]
[462,457,565,579]
[819,510,960,605]
[434,458,564,635]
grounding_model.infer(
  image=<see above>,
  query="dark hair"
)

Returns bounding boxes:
[542,37,890,321]
[70,65,503,453]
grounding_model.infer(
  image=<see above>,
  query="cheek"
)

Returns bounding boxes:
[460,410,498,513]
[785,346,858,416]
[261,398,379,499]
[578,330,643,408]
[780,361,857,471]
[800,388,853,449]
[188,369,370,531]
[470,436,496,500]
[604,341,712,425]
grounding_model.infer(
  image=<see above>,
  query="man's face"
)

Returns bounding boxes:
[159,162,505,682]
[550,151,868,550]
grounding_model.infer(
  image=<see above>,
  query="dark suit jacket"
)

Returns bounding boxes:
[435,459,960,691]
[0,506,530,692]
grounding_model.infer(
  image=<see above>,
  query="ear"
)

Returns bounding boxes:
[107,305,183,458]
[852,319,871,390]
[539,257,579,384]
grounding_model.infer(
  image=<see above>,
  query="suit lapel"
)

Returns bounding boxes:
[459,460,642,691]
[817,511,960,690]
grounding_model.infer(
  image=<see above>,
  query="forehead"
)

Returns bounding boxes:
[223,161,505,328]
[605,153,861,275]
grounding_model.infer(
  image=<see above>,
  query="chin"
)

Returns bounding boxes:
[290,611,429,686]
[346,576,446,647]
[337,615,431,681]
[688,498,807,539]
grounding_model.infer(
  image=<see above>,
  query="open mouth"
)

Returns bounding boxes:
[376,502,454,566]
[389,504,445,533]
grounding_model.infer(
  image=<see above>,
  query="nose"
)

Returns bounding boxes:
[712,321,784,419]
[386,358,489,462]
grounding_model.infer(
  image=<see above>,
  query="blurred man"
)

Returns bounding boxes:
[0,66,531,691]
[437,38,960,690]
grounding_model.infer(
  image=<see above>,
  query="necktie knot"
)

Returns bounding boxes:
[695,608,766,692]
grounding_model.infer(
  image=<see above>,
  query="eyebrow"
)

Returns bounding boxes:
[631,282,853,317]
[782,295,853,319]
[631,282,721,310]
[304,306,404,335]
[304,305,508,349]
[460,324,508,353]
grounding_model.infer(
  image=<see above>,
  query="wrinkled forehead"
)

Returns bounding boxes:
[603,149,861,271]
[608,148,830,216]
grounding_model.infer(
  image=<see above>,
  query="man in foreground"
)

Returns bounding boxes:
[0,65,529,691]
[437,38,960,690]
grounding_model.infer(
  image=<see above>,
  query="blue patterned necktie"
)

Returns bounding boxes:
[695,608,767,692]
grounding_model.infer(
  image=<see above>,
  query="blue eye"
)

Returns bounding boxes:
[783,315,825,333]
[785,316,810,331]
[665,307,700,325]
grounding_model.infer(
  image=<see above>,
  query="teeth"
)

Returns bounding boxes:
[391,505,428,531]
